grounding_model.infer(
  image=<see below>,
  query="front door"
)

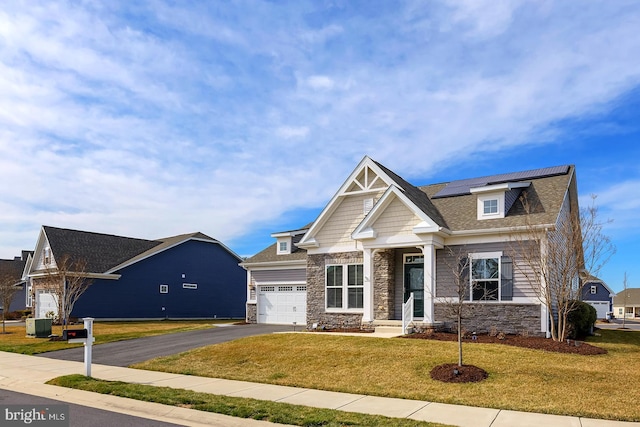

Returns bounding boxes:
[404,254,424,317]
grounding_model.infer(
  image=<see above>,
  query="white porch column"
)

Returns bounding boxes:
[362,247,374,323]
[421,244,436,324]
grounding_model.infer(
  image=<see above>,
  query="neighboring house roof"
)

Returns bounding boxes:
[36,226,238,275]
[582,276,614,295]
[613,288,640,306]
[0,257,27,286]
[42,226,161,273]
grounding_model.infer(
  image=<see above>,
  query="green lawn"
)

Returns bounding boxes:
[48,375,450,427]
[0,320,219,354]
[131,329,640,422]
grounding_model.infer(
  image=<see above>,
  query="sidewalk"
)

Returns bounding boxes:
[0,351,638,427]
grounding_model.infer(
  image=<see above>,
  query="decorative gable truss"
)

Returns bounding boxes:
[298,156,397,249]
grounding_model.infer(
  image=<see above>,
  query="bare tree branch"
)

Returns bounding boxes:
[511,191,614,342]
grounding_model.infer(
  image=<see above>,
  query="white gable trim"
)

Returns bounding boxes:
[298,156,398,249]
[352,185,443,240]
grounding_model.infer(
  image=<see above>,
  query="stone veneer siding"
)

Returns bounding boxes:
[246,302,257,324]
[307,251,364,329]
[373,249,395,320]
[434,303,543,336]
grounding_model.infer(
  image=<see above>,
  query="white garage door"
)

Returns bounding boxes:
[36,290,58,319]
[258,285,306,325]
[588,301,609,319]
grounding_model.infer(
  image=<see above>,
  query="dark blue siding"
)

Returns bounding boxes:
[71,240,246,319]
[581,281,613,310]
[8,286,26,312]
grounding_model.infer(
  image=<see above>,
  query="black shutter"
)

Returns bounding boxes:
[459,256,470,301]
[501,256,513,301]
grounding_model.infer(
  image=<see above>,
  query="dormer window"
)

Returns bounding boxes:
[43,247,51,265]
[471,182,530,221]
[276,237,292,255]
[483,199,498,215]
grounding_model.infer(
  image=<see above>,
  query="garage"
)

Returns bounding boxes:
[258,285,306,325]
[588,301,609,319]
[35,290,58,319]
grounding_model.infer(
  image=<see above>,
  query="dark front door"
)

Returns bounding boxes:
[404,255,424,318]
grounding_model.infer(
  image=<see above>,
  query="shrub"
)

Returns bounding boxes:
[568,301,597,339]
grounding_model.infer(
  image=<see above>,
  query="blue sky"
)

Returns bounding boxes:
[1,1,639,292]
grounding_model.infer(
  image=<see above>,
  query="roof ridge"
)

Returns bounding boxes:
[43,225,158,243]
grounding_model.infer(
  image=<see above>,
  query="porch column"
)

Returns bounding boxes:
[421,244,435,324]
[362,247,374,323]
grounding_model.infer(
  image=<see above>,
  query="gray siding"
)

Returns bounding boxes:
[252,269,306,283]
[436,242,538,300]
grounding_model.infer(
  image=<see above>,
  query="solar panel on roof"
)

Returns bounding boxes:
[432,165,570,198]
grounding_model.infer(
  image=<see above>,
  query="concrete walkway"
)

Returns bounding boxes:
[1,351,638,427]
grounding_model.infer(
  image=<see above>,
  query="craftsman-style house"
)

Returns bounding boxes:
[243,156,581,337]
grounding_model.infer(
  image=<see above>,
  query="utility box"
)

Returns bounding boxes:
[26,318,53,338]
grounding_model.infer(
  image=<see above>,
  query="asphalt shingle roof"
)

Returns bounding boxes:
[43,226,161,273]
[613,288,640,306]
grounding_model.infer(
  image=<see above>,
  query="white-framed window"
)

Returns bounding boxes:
[183,283,198,290]
[279,242,288,252]
[43,247,51,265]
[590,285,597,295]
[619,308,623,316]
[475,192,504,220]
[160,284,168,294]
[483,199,498,215]
[469,252,512,301]
[326,264,364,310]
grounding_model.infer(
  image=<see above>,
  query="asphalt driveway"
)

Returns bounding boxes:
[37,323,292,366]
[597,318,640,331]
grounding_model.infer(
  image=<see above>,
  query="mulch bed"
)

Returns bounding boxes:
[430,363,488,383]
[403,332,608,355]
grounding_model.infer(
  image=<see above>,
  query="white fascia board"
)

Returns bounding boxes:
[298,156,397,248]
[29,271,121,280]
[470,182,530,194]
[352,227,377,240]
[240,259,307,269]
[296,236,319,249]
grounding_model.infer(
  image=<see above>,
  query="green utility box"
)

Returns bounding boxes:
[26,318,53,338]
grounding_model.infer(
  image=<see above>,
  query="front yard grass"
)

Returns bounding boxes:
[0,320,219,354]
[132,329,640,422]
[47,375,449,427]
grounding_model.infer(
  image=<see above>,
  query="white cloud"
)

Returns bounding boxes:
[276,126,310,139]
[1,1,640,259]
[306,75,334,91]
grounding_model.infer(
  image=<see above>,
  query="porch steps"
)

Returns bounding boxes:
[370,320,410,336]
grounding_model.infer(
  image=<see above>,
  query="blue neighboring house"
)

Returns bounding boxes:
[27,226,246,320]
[0,251,31,313]
[581,276,614,319]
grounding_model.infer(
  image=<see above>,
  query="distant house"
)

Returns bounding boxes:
[0,251,31,312]
[580,277,614,319]
[613,288,640,319]
[27,226,246,320]
[243,156,585,337]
